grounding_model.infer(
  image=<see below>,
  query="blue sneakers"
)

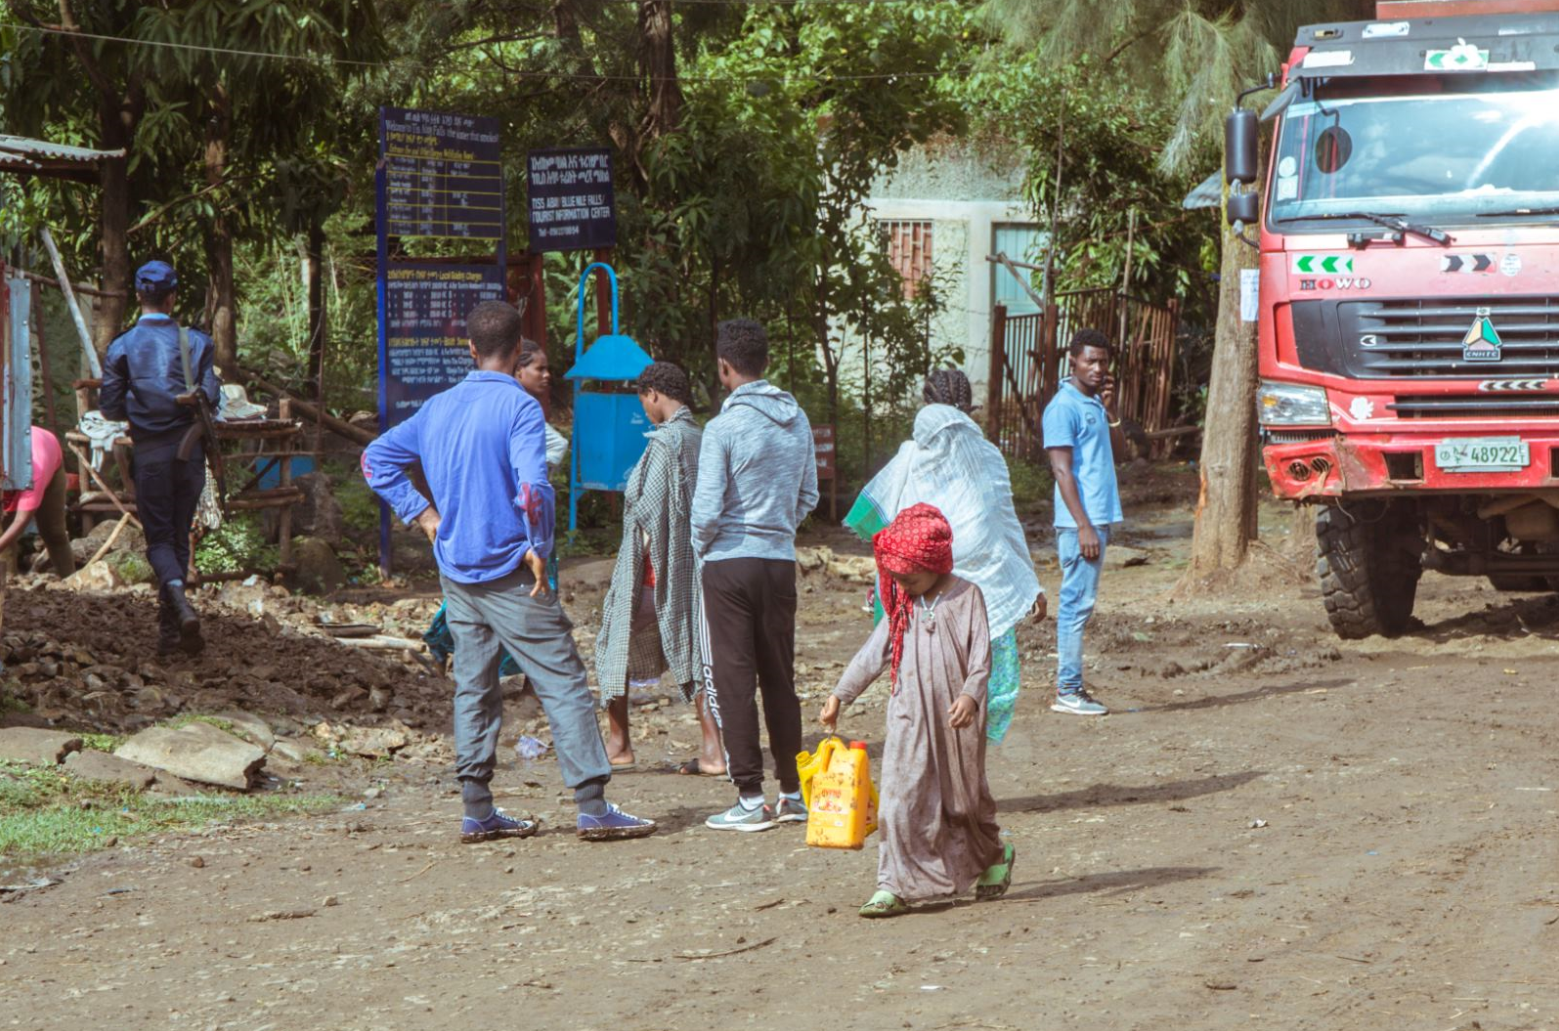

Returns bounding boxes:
[460,808,539,844]
[577,804,657,841]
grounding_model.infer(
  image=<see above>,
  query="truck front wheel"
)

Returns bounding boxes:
[1316,504,1422,639]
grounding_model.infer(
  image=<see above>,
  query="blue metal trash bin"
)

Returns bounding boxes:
[564,262,653,531]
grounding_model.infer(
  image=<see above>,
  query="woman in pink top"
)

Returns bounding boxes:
[0,427,75,577]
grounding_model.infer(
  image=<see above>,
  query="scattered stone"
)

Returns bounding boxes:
[322,894,339,907]
[190,856,205,869]
[217,711,277,751]
[339,725,408,759]
[286,536,346,595]
[115,722,266,790]
[63,749,158,789]
[269,738,321,764]
[104,550,154,585]
[62,561,123,592]
[1104,545,1150,569]
[246,908,316,923]
[331,686,368,711]
[0,728,83,765]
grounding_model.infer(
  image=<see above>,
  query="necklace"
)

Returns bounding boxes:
[917,591,941,631]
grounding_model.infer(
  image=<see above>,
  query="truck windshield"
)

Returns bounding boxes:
[1269,74,1559,228]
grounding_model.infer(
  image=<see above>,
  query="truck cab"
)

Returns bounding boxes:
[1235,2,1559,637]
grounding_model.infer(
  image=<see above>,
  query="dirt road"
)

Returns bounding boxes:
[4,476,1558,1030]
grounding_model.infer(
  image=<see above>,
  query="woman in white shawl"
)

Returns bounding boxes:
[843,369,1044,742]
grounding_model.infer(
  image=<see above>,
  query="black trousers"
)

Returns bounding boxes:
[700,557,801,797]
[132,435,205,590]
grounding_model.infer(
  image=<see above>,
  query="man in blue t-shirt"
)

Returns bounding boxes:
[363,300,655,845]
[1041,328,1125,716]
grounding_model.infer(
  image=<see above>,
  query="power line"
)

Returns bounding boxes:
[9,23,966,83]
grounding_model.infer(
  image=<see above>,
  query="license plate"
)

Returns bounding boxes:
[1434,437,1530,472]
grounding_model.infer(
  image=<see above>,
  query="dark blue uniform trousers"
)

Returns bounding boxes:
[133,435,205,591]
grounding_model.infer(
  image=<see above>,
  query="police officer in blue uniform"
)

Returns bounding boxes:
[100,261,222,656]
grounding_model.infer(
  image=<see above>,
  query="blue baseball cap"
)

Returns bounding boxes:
[134,260,177,292]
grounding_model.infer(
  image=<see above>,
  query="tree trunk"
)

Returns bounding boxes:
[1185,208,1260,577]
[304,221,327,399]
[94,105,133,357]
[638,0,682,141]
[204,83,237,377]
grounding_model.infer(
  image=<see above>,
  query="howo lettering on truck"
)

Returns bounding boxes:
[1224,0,1559,638]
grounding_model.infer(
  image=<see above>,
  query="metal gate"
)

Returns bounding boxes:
[985,288,1179,460]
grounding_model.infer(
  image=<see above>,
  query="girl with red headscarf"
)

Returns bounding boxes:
[820,503,1012,917]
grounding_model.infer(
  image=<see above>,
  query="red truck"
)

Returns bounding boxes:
[1226,0,1559,637]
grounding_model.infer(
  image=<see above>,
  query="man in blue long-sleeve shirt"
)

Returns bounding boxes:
[362,300,655,845]
[100,261,222,656]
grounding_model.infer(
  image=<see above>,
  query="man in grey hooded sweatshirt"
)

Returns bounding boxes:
[693,318,819,832]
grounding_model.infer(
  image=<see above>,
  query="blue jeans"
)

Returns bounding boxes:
[1056,525,1109,696]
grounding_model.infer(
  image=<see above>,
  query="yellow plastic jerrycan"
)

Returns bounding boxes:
[803,739,879,850]
[795,736,845,809]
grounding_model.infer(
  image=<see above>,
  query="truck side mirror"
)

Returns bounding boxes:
[1227,190,1259,227]
[1225,108,1259,185]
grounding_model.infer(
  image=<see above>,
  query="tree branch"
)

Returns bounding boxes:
[54,0,118,100]
[1104,27,1152,66]
[451,31,547,51]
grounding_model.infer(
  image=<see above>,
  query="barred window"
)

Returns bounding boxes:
[880,220,934,300]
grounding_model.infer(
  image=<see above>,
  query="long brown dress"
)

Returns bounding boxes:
[832,577,1004,901]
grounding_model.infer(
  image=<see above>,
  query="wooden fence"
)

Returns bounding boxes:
[985,288,1180,461]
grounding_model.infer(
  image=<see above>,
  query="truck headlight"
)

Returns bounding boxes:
[1257,381,1331,426]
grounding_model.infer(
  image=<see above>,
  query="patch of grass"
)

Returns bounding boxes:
[1,683,32,714]
[78,733,124,753]
[0,759,341,859]
[558,527,618,560]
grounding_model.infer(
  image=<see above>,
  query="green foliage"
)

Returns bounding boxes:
[194,514,279,575]
[0,685,31,714]
[1006,454,1054,516]
[0,758,340,859]
[105,549,154,586]
[78,733,124,754]
[330,463,381,536]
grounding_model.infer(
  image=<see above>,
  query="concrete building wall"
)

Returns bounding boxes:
[838,140,1040,407]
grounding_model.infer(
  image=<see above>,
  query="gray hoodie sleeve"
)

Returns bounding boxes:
[795,410,820,524]
[690,417,729,557]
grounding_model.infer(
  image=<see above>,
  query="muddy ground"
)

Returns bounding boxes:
[3,464,1558,1031]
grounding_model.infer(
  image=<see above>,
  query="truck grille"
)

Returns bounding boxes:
[1388,394,1559,418]
[1345,296,1559,377]
[1294,296,1559,379]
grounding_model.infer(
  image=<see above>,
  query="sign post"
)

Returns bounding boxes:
[376,107,505,575]
[813,424,836,521]
[526,146,621,536]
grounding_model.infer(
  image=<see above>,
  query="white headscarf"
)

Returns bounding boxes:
[857,404,1041,638]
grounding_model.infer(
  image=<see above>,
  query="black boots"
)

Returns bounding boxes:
[161,582,204,656]
[156,601,181,656]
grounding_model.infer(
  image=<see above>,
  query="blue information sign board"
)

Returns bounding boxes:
[375,107,506,571]
[526,147,617,252]
[381,263,506,424]
[380,108,503,240]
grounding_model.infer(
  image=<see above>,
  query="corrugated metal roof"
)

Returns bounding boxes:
[0,135,123,182]
[1183,170,1222,211]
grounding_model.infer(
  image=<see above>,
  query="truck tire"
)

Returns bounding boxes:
[1315,505,1421,639]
